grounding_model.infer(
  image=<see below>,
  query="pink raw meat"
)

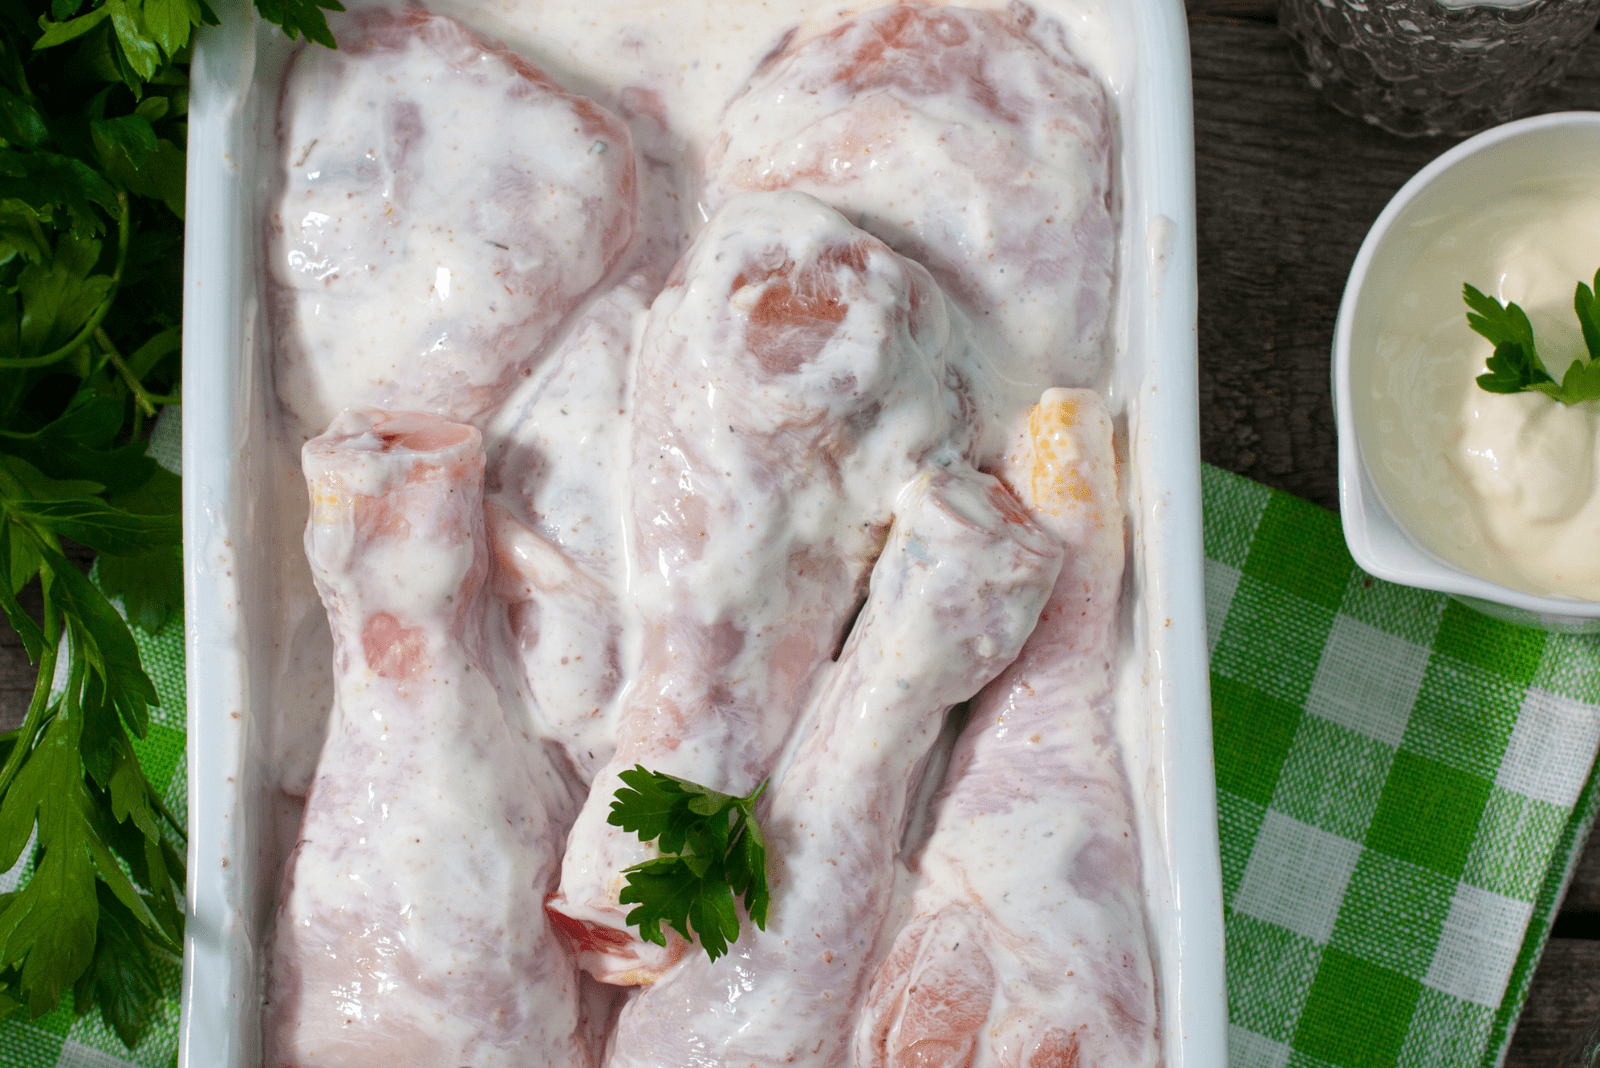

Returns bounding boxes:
[705,5,1114,457]
[270,8,637,440]
[605,464,1062,1068]
[264,410,592,1068]
[858,389,1159,1068]
[547,190,971,983]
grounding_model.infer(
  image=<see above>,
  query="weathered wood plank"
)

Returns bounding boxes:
[1563,818,1600,916]
[1187,0,1276,21]
[1507,938,1600,1068]
[0,583,41,732]
[1191,20,1471,509]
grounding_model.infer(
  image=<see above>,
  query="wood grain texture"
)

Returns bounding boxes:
[0,595,39,731]
[1566,820,1600,916]
[1193,21,1466,508]
[1187,0,1275,21]
[1192,21,1600,509]
[1510,938,1600,1068]
[0,542,94,733]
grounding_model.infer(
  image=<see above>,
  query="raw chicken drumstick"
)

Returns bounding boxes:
[486,279,651,784]
[264,411,592,1068]
[606,466,1063,1068]
[705,5,1114,460]
[858,390,1159,1068]
[547,190,970,983]
[270,8,637,440]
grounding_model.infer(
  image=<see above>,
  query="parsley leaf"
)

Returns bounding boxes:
[252,0,344,50]
[0,682,101,1016]
[97,462,179,631]
[1468,273,1600,405]
[74,883,169,1051]
[0,391,155,495]
[0,446,184,1035]
[608,766,770,961]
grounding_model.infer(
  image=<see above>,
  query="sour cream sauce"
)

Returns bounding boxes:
[1357,177,1600,599]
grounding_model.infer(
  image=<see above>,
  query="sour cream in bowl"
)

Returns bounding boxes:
[1335,111,1600,633]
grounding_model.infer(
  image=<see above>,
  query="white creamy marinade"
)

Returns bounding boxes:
[263,4,641,794]
[268,7,637,441]
[483,278,650,782]
[704,5,1115,463]
[264,2,1157,1066]
[546,189,973,982]
[266,412,591,1068]
[606,466,1063,1067]
[860,391,1157,1068]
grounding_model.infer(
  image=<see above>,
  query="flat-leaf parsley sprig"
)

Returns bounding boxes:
[607,766,770,962]
[1468,270,1600,404]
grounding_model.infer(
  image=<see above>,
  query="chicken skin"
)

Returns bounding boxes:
[705,5,1114,460]
[548,190,972,983]
[270,8,637,440]
[265,411,592,1068]
[858,390,1158,1068]
[606,465,1062,1068]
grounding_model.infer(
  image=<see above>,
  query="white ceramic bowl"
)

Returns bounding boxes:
[1335,111,1600,634]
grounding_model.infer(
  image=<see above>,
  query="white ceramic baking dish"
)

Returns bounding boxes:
[178,0,1224,1063]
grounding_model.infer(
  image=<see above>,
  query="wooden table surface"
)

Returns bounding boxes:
[1,5,1598,1061]
[1188,2,1600,1062]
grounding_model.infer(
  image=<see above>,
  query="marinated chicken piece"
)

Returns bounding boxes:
[705,5,1114,460]
[486,279,648,782]
[265,411,591,1068]
[547,190,970,983]
[488,502,622,785]
[606,466,1062,1068]
[270,8,637,440]
[858,390,1158,1068]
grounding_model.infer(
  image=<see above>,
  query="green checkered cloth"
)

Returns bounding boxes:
[0,410,186,1068]
[2,448,1595,1068]
[1207,464,1600,1068]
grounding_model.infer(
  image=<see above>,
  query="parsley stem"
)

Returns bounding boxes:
[0,190,130,370]
[152,793,185,843]
[97,328,161,417]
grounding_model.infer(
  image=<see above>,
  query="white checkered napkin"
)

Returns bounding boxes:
[1205,464,1600,1068]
